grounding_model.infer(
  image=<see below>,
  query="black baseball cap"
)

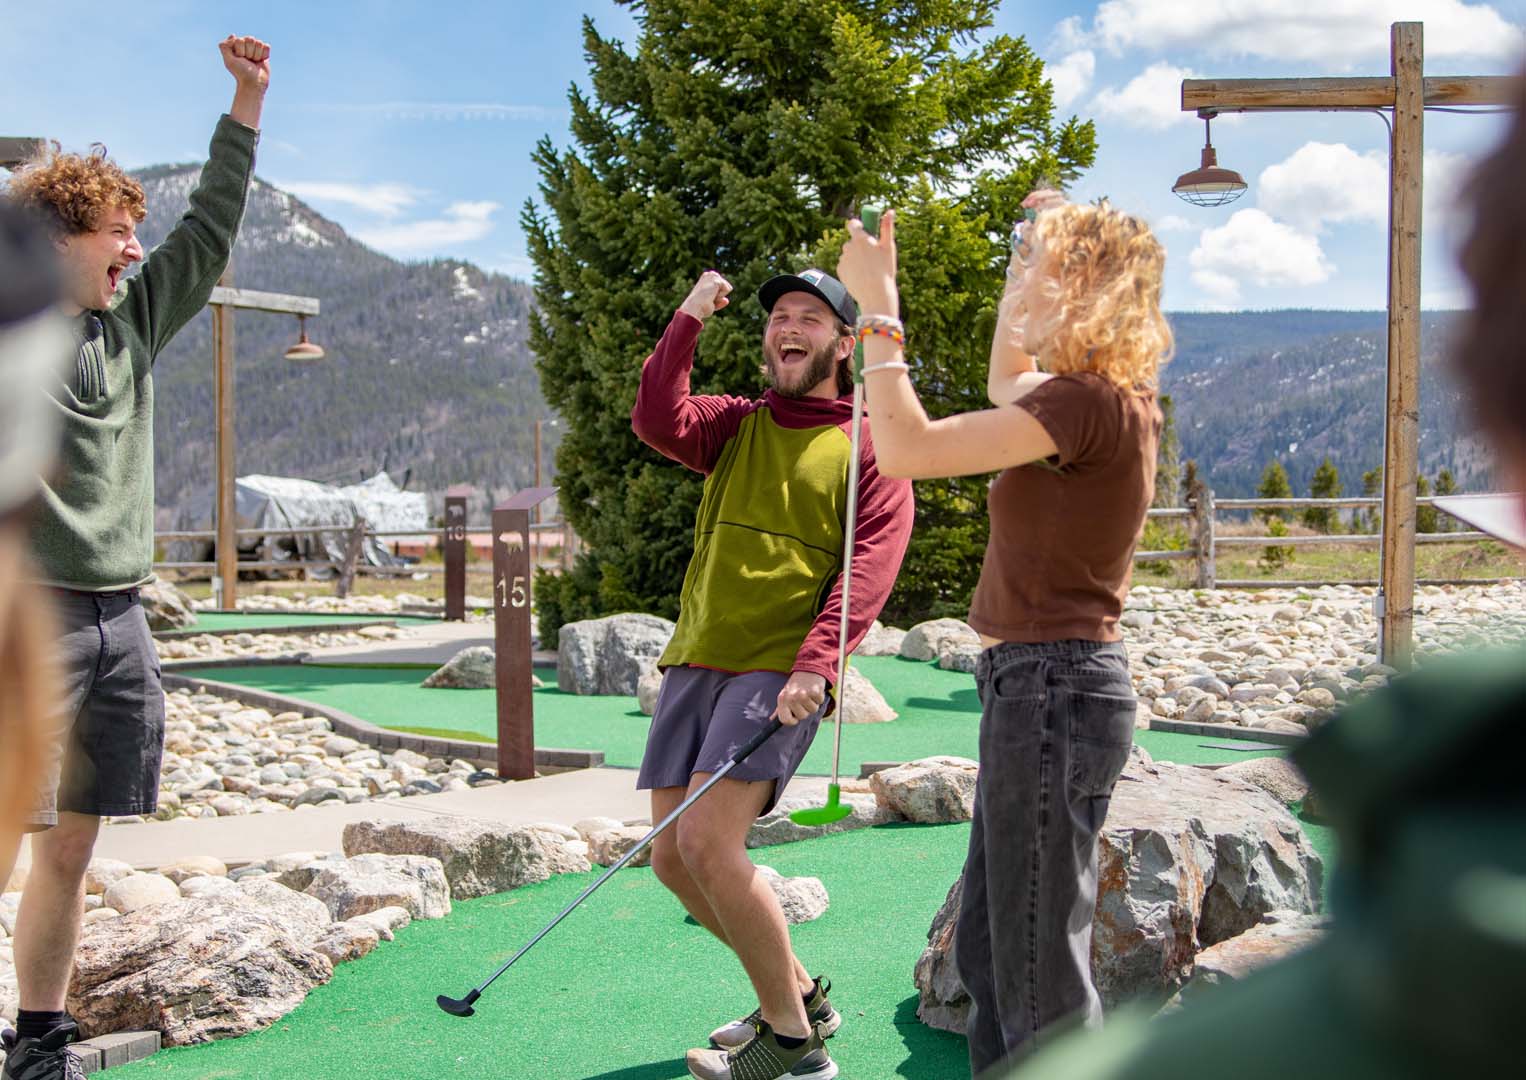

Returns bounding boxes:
[758,268,857,327]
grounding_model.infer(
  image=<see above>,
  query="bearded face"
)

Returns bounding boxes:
[762,291,851,399]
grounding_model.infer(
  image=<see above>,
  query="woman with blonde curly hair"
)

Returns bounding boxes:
[837,192,1170,1076]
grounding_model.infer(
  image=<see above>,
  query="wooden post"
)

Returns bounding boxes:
[492,487,557,780]
[1379,21,1424,669]
[1193,487,1217,589]
[443,485,470,621]
[335,518,367,600]
[211,263,237,610]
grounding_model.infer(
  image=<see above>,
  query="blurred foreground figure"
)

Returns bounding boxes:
[997,65,1526,1080]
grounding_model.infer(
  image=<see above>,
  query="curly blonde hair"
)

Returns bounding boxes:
[5,144,146,236]
[1023,201,1172,391]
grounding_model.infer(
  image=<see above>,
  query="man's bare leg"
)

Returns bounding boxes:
[676,774,812,1037]
[14,812,98,1010]
[650,786,814,993]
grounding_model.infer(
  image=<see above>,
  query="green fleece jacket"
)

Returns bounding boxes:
[31,115,258,590]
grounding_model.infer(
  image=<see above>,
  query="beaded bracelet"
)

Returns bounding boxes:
[855,314,906,346]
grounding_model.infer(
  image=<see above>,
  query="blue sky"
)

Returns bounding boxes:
[4,0,1522,310]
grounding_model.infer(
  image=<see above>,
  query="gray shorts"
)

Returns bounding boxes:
[27,589,166,827]
[636,667,825,816]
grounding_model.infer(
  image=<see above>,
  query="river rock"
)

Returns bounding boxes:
[870,757,979,823]
[586,826,653,868]
[343,817,585,899]
[913,748,1323,1032]
[103,874,181,915]
[159,856,228,884]
[66,895,332,1046]
[855,622,907,656]
[346,906,412,942]
[900,618,980,662]
[937,641,982,674]
[1215,757,1310,806]
[638,666,664,716]
[85,858,136,896]
[304,854,451,920]
[311,921,380,965]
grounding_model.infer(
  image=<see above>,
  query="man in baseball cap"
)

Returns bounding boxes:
[629,267,912,1080]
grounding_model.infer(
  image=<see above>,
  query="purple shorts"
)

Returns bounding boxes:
[636,666,825,816]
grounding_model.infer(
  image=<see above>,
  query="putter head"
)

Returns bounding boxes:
[789,783,854,826]
[437,990,479,1017]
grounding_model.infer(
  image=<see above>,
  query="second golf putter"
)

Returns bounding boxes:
[790,204,882,828]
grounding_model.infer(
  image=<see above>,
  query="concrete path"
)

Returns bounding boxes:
[17,769,834,872]
[298,619,557,669]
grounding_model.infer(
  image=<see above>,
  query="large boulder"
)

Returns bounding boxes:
[1162,911,1328,1012]
[342,817,588,899]
[747,791,901,848]
[637,667,664,716]
[913,748,1323,1032]
[1214,757,1310,806]
[837,666,896,724]
[303,854,451,921]
[900,619,980,662]
[870,757,979,823]
[141,579,197,631]
[755,865,829,925]
[421,646,496,689]
[66,895,332,1046]
[234,879,332,945]
[558,613,676,695]
[854,621,906,657]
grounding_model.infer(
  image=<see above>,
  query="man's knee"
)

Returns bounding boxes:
[675,817,737,881]
[30,814,99,881]
[650,839,689,891]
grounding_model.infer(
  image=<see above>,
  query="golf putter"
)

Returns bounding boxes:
[790,204,882,829]
[438,714,784,1017]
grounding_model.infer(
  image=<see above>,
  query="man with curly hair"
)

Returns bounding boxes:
[0,35,270,1080]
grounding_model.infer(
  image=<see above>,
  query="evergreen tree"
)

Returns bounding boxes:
[1180,458,1200,506]
[1361,466,1382,534]
[526,0,1097,636]
[1256,460,1293,522]
[1153,394,1181,508]
[1434,468,1458,531]
[1303,457,1342,533]
[1416,473,1437,533]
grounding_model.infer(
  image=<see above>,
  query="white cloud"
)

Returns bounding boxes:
[1077,0,1522,67]
[1048,50,1096,109]
[298,102,556,122]
[280,181,423,219]
[1151,213,1195,233]
[1091,62,1198,130]
[1257,142,1388,232]
[1188,208,1333,305]
[1052,15,1089,53]
[1256,141,1475,234]
[355,201,502,253]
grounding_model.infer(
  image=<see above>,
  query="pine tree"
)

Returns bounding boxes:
[1256,460,1293,522]
[1361,467,1382,534]
[1180,458,1200,506]
[1303,457,1342,533]
[1153,394,1181,509]
[1434,468,1458,531]
[527,0,1097,636]
[1416,474,1437,533]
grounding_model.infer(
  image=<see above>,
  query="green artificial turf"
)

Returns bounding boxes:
[174,612,440,633]
[179,656,1291,774]
[108,822,973,1080]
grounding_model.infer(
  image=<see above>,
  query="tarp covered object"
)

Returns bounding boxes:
[169,471,429,575]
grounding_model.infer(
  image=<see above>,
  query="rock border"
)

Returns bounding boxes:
[159,673,603,773]
[1148,718,1306,746]
[153,618,418,641]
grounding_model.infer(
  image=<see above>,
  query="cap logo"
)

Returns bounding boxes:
[799,269,825,285]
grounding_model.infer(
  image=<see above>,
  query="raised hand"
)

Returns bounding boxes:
[220,35,271,92]
[837,209,899,318]
[678,270,733,324]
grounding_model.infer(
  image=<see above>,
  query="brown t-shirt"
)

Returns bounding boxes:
[967,373,1161,643]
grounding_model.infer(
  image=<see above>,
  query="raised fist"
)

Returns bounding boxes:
[678,271,733,324]
[220,35,271,92]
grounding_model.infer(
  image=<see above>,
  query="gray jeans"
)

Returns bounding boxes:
[956,640,1136,1077]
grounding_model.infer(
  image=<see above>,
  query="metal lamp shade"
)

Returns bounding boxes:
[1172,144,1248,208]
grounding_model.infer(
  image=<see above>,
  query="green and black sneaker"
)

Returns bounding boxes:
[708,977,841,1051]
[686,1020,837,1080]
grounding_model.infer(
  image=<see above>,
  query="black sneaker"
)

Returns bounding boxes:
[708,977,841,1051]
[687,1020,837,1080]
[0,1021,86,1080]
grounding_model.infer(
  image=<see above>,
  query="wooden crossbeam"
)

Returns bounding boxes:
[208,285,320,316]
[1183,75,1513,112]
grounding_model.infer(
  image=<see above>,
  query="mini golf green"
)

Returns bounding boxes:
[178,656,1292,775]
[171,612,441,633]
[108,822,972,1080]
